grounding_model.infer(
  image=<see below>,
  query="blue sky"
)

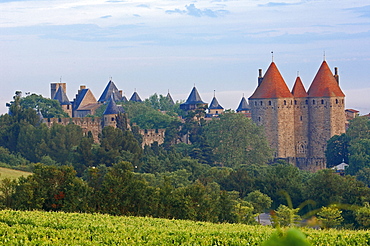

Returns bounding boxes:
[1,0,370,114]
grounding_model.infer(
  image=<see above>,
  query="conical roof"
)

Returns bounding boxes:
[166,92,175,105]
[122,95,128,102]
[103,96,125,115]
[307,61,345,97]
[53,86,71,105]
[209,96,223,110]
[183,86,205,104]
[236,97,249,112]
[291,77,308,97]
[98,80,122,103]
[130,91,142,102]
[249,62,293,99]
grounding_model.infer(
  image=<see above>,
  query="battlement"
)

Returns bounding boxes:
[139,129,166,147]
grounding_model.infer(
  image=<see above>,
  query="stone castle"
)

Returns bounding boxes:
[47,59,348,170]
[47,81,165,146]
[248,60,345,171]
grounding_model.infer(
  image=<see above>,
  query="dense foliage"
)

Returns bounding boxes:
[1,210,370,245]
[1,92,370,228]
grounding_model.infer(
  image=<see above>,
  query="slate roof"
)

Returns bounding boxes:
[291,77,308,98]
[166,92,175,105]
[236,97,249,112]
[182,86,205,105]
[98,80,122,103]
[103,97,125,115]
[249,62,293,99]
[73,89,88,110]
[209,96,223,110]
[53,86,71,105]
[307,61,345,97]
[130,92,142,102]
[122,95,128,102]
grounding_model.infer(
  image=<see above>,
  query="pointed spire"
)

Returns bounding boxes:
[249,62,293,99]
[307,61,345,97]
[53,86,71,105]
[291,77,308,97]
[184,86,205,104]
[130,91,142,102]
[236,96,249,112]
[98,79,123,103]
[166,91,175,105]
[209,96,223,110]
[103,96,125,115]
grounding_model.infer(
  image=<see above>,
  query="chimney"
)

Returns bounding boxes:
[334,67,339,84]
[119,90,123,97]
[258,69,263,86]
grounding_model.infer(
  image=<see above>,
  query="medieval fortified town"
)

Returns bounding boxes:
[47,59,355,172]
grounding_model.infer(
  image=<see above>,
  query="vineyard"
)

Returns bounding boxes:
[0,210,369,245]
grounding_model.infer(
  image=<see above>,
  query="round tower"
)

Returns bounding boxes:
[249,62,295,160]
[307,61,345,170]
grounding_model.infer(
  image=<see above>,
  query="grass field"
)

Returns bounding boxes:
[0,210,369,245]
[0,167,31,180]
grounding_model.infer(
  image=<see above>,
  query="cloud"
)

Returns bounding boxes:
[258,2,302,7]
[100,15,112,19]
[347,5,370,18]
[166,4,229,18]
[136,4,150,8]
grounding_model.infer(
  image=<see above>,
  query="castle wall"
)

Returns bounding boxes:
[139,129,166,147]
[44,117,101,142]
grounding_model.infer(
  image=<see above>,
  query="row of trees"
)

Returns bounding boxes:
[1,92,370,228]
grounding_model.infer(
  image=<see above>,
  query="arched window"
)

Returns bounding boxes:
[321,99,324,104]
[260,101,263,106]
[268,101,271,106]
[336,99,338,104]
[284,100,286,105]
[305,100,308,105]
[312,100,316,105]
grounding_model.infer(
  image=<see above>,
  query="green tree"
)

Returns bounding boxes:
[272,204,301,227]
[204,112,272,167]
[317,206,344,229]
[18,93,69,118]
[245,190,273,223]
[325,133,349,168]
[355,202,370,228]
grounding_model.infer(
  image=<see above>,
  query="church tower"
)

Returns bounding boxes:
[249,62,295,160]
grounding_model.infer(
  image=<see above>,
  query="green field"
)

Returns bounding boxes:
[0,210,369,245]
[0,167,31,180]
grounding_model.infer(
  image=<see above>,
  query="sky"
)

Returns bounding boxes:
[1,0,370,115]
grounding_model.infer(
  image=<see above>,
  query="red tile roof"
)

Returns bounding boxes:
[249,62,293,99]
[291,77,308,97]
[307,61,345,97]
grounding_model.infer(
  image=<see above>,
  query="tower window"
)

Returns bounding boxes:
[260,101,263,106]
[312,100,316,105]
[336,99,338,104]
[258,117,261,122]
[268,101,271,106]
[111,117,115,121]
[300,116,303,121]
[294,100,297,105]
[321,99,324,104]
[284,100,286,105]
[305,100,308,105]
[254,101,257,106]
